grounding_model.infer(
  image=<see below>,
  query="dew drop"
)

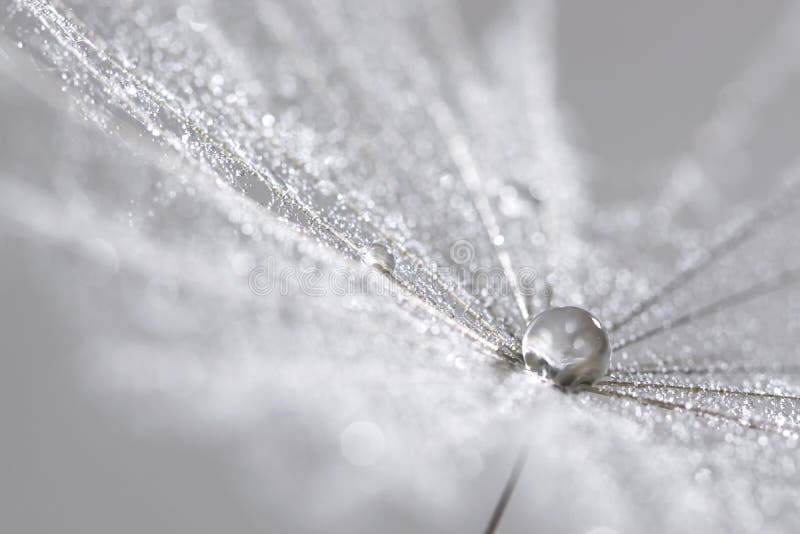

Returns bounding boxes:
[360,243,396,273]
[522,306,611,388]
[340,421,385,467]
[260,113,276,128]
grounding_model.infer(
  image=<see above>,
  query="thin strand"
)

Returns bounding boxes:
[611,362,800,377]
[589,387,799,437]
[598,379,800,402]
[484,442,530,534]
[610,182,799,333]
[613,266,800,351]
[426,99,532,323]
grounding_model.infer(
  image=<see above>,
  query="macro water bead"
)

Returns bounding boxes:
[360,243,396,273]
[522,306,611,388]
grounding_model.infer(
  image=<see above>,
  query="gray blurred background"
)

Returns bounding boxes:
[2,1,800,532]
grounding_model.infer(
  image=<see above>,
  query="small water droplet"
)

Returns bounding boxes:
[522,306,611,388]
[340,421,385,467]
[260,113,276,128]
[316,179,336,197]
[360,243,396,273]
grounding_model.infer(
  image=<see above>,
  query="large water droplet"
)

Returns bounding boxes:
[360,243,396,273]
[522,306,611,388]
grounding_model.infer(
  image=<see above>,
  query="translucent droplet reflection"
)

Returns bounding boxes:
[522,306,611,388]
[360,243,396,273]
[340,421,385,467]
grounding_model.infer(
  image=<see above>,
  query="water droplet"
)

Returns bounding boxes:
[522,306,611,388]
[316,179,336,197]
[260,113,276,128]
[360,243,396,273]
[340,421,385,467]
